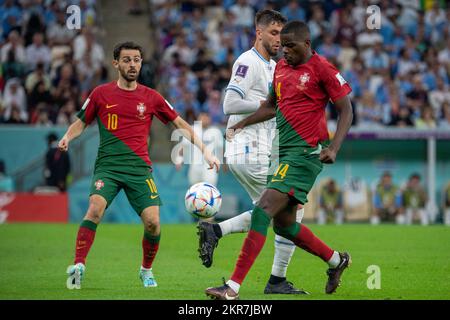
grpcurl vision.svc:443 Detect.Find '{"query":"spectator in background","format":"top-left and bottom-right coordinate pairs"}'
top-left (318, 179), bottom-right (344, 225)
top-left (1, 30), bottom-right (25, 64)
top-left (56, 99), bottom-right (77, 126)
top-left (2, 78), bottom-right (27, 123)
top-left (402, 173), bottom-right (428, 225)
top-left (46, 9), bottom-right (76, 46)
top-left (390, 106), bottom-right (414, 127)
top-left (362, 41), bottom-right (390, 75)
top-left (173, 90), bottom-right (201, 125)
top-left (406, 74), bottom-right (429, 120)
top-left (44, 132), bottom-right (70, 192)
top-left (163, 35), bottom-right (195, 66)
top-left (202, 90), bottom-right (226, 125)
top-left (308, 4), bottom-right (330, 46)
top-left (25, 32), bottom-right (51, 72)
top-left (51, 63), bottom-right (79, 107)
top-left (337, 38), bottom-right (357, 72)
top-left (0, 159), bottom-right (14, 192)
top-left (1, 0), bottom-right (23, 40)
top-left (356, 91), bottom-right (384, 128)
top-left (175, 112), bottom-right (222, 187)
top-left (429, 78), bottom-right (450, 117)
top-left (414, 106), bottom-right (437, 129)
top-left (280, 0), bottom-right (306, 22)
top-left (439, 102), bottom-right (450, 129)
top-left (34, 107), bottom-right (52, 127)
top-left (317, 34), bottom-right (341, 60)
top-left (2, 43), bottom-right (26, 81)
top-left (4, 105), bottom-right (26, 124)
top-left (371, 171), bottom-right (403, 225)
top-left (25, 62), bottom-right (51, 94)
top-left (229, 0), bottom-right (254, 29)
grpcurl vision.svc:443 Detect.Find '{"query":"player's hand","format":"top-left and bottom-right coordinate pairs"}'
top-left (225, 126), bottom-right (243, 141)
top-left (58, 137), bottom-right (69, 152)
top-left (205, 153), bottom-right (220, 172)
top-left (319, 147), bottom-right (337, 164)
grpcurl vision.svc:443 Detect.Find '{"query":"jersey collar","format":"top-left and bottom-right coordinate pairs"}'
top-left (251, 47), bottom-right (270, 65)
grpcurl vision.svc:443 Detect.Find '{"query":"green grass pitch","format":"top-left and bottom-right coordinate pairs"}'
top-left (0, 223), bottom-right (449, 300)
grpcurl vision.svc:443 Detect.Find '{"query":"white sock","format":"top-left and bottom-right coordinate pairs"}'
top-left (327, 251), bottom-right (341, 268)
top-left (226, 279), bottom-right (240, 293)
top-left (271, 235), bottom-right (295, 278)
top-left (218, 210), bottom-right (252, 236)
top-left (140, 266), bottom-right (151, 271)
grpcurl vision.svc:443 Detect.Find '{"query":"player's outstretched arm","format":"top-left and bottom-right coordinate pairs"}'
top-left (58, 119), bottom-right (86, 152)
top-left (223, 90), bottom-right (262, 115)
top-left (171, 116), bottom-right (220, 172)
top-left (319, 95), bottom-right (353, 164)
top-left (226, 93), bottom-right (276, 140)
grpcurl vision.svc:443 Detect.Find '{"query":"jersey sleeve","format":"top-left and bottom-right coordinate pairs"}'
top-left (76, 88), bottom-right (99, 125)
top-left (225, 56), bottom-right (257, 99)
top-left (152, 91), bottom-right (179, 124)
top-left (320, 61), bottom-right (352, 103)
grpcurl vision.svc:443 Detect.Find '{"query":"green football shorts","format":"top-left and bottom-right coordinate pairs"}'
top-left (266, 154), bottom-right (323, 205)
top-left (89, 169), bottom-right (162, 215)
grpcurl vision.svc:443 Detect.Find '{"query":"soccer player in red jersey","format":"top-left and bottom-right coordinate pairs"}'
top-left (60, 42), bottom-right (220, 289)
top-left (205, 21), bottom-right (353, 299)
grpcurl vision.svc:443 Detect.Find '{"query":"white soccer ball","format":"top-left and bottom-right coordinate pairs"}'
top-left (185, 182), bottom-right (222, 219)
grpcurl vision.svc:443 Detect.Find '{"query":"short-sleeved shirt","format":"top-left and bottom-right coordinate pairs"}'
top-left (77, 81), bottom-right (178, 175)
top-left (270, 51), bottom-right (352, 162)
top-left (225, 48), bottom-right (277, 158)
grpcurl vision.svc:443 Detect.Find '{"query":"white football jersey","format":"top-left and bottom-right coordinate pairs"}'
top-left (224, 47), bottom-right (277, 158)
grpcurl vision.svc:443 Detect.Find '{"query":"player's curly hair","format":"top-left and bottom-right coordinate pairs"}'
top-left (255, 9), bottom-right (287, 27)
top-left (113, 41), bottom-right (144, 60)
top-left (280, 21), bottom-right (311, 41)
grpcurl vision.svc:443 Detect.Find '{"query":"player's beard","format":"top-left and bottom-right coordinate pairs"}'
top-left (263, 41), bottom-right (278, 58)
top-left (119, 66), bottom-right (139, 82)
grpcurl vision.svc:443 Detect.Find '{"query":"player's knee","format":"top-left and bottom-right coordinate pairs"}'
top-left (143, 215), bottom-right (160, 233)
top-left (85, 199), bottom-right (106, 223)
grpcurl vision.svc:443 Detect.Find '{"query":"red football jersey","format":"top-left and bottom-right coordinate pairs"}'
top-left (77, 81), bottom-right (178, 173)
top-left (272, 51), bottom-right (352, 150)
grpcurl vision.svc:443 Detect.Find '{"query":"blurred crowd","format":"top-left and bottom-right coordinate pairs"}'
top-left (150, 0), bottom-right (450, 129)
top-left (0, 0), bottom-right (108, 125)
top-left (314, 173), bottom-right (450, 226)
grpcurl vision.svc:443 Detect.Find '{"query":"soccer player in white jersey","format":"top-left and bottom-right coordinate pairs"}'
top-left (197, 10), bottom-right (308, 294)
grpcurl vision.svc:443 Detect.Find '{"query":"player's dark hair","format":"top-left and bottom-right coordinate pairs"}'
top-left (281, 20), bottom-right (310, 41)
top-left (113, 41), bottom-right (143, 60)
top-left (255, 9), bottom-right (286, 27)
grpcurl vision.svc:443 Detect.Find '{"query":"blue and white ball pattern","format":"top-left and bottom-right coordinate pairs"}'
top-left (185, 182), bottom-right (222, 219)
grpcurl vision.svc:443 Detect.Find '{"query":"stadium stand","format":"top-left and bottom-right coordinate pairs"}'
top-left (150, 0), bottom-right (449, 129)
top-left (0, 0), bottom-right (106, 125)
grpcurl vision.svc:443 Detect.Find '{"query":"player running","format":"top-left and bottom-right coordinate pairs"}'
top-left (205, 21), bottom-right (353, 300)
top-left (60, 42), bottom-right (220, 289)
top-left (197, 9), bottom-right (307, 295)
